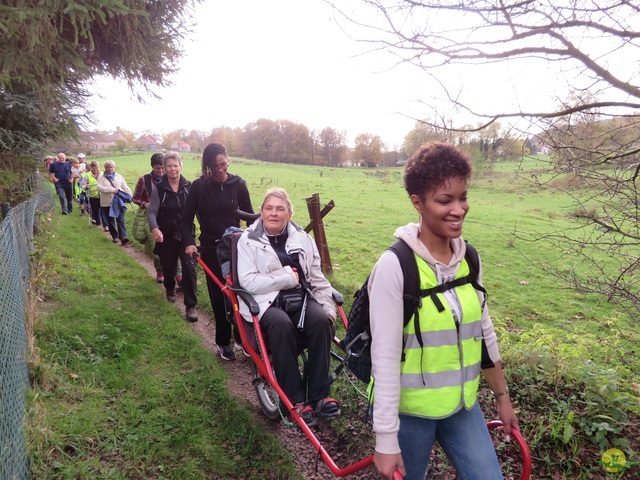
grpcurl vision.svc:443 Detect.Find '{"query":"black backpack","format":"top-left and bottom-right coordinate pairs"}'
top-left (341, 239), bottom-right (486, 384)
top-left (217, 226), bottom-right (245, 280)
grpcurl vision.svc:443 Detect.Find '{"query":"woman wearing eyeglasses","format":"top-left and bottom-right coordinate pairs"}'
top-left (181, 143), bottom-right (255, 361)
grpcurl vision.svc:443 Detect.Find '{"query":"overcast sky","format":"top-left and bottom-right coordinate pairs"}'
top-left (86, 0), bottom-right (565, 147)
top-left (87, 0), bottom-right (428, 147)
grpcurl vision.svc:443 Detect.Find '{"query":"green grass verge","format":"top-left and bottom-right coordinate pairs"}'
top-left (27, 212), bottom-right (299, 479)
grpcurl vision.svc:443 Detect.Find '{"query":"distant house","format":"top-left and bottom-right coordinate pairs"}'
top-left (135, 134), bottom-right (163, 151)
top-left (78, 131), bottom-right (127, 153)
top-left (170, 141), bottom-right (191, 152)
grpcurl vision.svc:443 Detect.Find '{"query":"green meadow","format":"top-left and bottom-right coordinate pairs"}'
top-left (28, 152), bottom-right (638, 478)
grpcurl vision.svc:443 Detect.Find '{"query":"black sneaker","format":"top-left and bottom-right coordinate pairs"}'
top-left (234, 342), bottom-right (250, 357)
top-left (120, 238), bottom-right (129, 246)
top-left (314, 398), bottom-right (341, 418)
top-left (217, 344), bottom-right (236, 361)
top-left (166, 289), bottom-right (177, 303)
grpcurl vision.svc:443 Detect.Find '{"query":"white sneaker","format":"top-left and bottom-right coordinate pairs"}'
top-left (234, 342), bottom-right (250, 357)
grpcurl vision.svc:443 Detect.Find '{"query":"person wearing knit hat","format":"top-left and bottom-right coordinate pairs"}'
top-left (182, 143), bottom-right (255, 361)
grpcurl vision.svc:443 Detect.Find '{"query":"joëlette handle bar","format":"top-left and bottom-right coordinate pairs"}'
top-left (486, 421), bottom-right (532, 480)
top-left (235, 209), bottom-right (260, 222)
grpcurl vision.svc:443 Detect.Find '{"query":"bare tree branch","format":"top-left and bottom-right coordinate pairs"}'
top-left (326, 0), bottom-right (640, 316)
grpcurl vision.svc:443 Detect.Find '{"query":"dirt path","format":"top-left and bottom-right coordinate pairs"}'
top-left (114, 237), bottom-right (379, 479)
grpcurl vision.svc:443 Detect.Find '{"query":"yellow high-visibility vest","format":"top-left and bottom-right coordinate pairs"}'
top-left (399, 254), bottom-right (483, 418)
top-left (86, 173), bottom-right (100, 198)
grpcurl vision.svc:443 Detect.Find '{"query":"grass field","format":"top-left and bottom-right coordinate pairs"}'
top-left (29, 152), bottom-right (639, 478)
top-left (27, 208), bottom-right (300, 479)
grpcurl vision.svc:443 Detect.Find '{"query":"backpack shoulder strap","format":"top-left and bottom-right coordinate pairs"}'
top-left (387, 239), bottom-right (420, 328)
top-left (143, 174), bottom-right (153, 201)
top-left (463, 242), bottom-right (487, 309)
top-left (387, 239), bottom-right (421, 361)
top-left (464, 242), bottom-right (479, 278)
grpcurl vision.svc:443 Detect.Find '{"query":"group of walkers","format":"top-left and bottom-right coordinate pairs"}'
top-left (127, 144), bottom-right (255, 345)
top-left (48, 141), bottom-right (519, 480)
top-left (48, 152), bottom-right (133, 244)
top-left (49, 144), bottom-right (255, 357)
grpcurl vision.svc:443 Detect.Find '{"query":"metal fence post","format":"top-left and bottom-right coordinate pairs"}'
top-left (1, 202), bottom-right (10, 221)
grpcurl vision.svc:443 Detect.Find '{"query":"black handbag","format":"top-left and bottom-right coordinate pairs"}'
top-left (277, 288), bottom-right (305, 313)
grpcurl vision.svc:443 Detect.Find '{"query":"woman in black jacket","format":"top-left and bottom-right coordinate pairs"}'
top-left (182, 143), bottom-right (254, 360)
top-left (148, 152), bottom-right (198, 322)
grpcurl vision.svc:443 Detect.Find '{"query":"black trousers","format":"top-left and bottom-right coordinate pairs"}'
top-left (259, 298), bottom-right (334, 406)
top-left (200, 246), bottom-right (236, 346)
top-left (155, 237), bottom-right (197, 309)
top-left (89, 197), bottom-right (101, 224)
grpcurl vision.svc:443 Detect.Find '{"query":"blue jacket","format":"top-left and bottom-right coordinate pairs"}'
top-left (109, 191), bottom-right (133, 218)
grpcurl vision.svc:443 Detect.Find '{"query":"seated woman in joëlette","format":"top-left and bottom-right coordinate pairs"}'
top-left (236, 188), bottom-right (340, 427)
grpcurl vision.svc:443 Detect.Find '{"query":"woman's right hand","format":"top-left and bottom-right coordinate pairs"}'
top-left (151, 228), bottom-right (163, 243)
top-left (185, 245), bottom-right (198, 257)
top-left (374, 452), bottom-right (405, 479)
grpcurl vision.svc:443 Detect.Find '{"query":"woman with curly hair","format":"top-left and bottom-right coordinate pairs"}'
top-left (369, 142), bottom-right (519, 480)
top-left (181, 143), bottom-right (254, 361)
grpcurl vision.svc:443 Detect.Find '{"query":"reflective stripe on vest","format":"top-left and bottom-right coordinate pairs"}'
top-left (399, 254), bottom-right (483, 418)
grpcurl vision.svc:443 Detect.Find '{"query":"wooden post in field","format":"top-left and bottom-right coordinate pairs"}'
top-left (305, 193), bottom-right (333, 275)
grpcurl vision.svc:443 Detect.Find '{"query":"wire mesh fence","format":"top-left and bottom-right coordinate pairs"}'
top-left (0, 180), bottom-right (54, 480)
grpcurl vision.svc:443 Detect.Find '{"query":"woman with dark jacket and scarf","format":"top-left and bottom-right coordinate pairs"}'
top-left (182, 143), bottom-right (254, 361)
top-left (148, 152), bottom-right (198, 322)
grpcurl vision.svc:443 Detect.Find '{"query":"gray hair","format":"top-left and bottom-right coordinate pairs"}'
top-left (164, 151), bottom-right (182, 167)
top-left (104, 160), bottom-right (115, 168)
top-left (261, 188), bottom-right (294, 216)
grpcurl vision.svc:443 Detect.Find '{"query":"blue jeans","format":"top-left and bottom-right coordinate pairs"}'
top-left (101, 206), bottom-right (127, 240)
top-left (398, 402), bottom-right (503, 480)
top-left (55, 182), bottom-right (73, 213)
